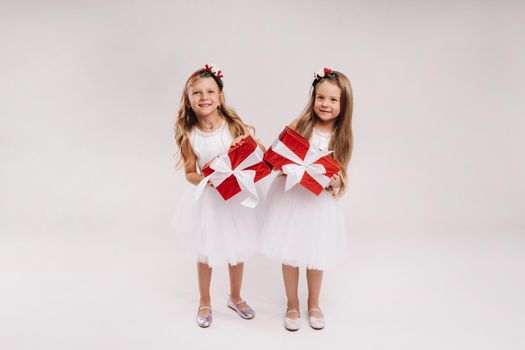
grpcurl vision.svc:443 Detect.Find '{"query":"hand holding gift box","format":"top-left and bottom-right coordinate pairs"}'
top-left (263, 127), bottom-right (341, 196)
top-left (194, 135), bottom-right (271, 208)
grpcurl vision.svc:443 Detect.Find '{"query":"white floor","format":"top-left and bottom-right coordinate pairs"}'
top-left (2, 227), bottom-right (523, 350)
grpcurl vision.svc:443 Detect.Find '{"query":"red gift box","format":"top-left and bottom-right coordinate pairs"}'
top-left (264, 127), bottom-right (340, 195)
top-left (198, 135), bottom-right (271, 205)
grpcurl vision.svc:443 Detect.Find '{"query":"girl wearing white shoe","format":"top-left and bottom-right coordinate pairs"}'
top-left (260, 68), bottom-right (353, 331)
top-left (174, 64), bottom-right (262, 327)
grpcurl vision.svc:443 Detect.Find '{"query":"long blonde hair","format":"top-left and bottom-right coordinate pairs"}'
top-left (295, 71), bottom-right (353, 198)
top-left (174, 70), bottom-right (250, 166)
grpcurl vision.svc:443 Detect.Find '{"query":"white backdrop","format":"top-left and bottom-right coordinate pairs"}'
top-left (1, 1), bottom-right (524, 349)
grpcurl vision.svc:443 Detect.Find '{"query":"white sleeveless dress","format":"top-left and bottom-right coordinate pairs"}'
top-left (259, 128), bottom-right (348, 270)
top-left (173, 120), bottom-right (260, 267)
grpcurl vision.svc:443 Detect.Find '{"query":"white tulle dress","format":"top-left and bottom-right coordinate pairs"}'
top-left (173, 120), bottom-right (260, 268)
top-left (259, 128), bottom-right (348, 270)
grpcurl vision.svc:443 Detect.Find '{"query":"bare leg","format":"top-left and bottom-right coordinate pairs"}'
top-left (197, 262), bottom-right (212, 317)
top-left (228, 263), bottom-right (249, 308)
top-left (306, 268), bottom-right (323, 317)
top-left (282, 264), bottom-right (300, 319)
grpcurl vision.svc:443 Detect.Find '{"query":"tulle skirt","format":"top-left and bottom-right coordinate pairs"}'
top-left (173, 183), bottom-right (263, 268)
top-left (259, 175), bottom-right (348, 270)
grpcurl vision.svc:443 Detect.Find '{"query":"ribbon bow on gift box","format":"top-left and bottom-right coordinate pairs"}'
top-left (271, 139), bottom-right (333, 192)
top-left (194, 142), bottom-right (266, 208)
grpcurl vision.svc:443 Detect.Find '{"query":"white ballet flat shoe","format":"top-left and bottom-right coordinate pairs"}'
top-left (308, 308), bottom-right (325, 330)
top-left (284, 309), bottom-right (301, 331)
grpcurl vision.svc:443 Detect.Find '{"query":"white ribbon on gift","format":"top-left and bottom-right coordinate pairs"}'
top-left (270, 138), bottom-right (333, 192)
top-left (194, 147), bottom-right (264, 208)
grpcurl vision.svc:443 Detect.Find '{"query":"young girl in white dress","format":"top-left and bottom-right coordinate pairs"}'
top-left (174, 64), bottom-right (264, 328)
top-left (259, 68), bottom-right (353, 331)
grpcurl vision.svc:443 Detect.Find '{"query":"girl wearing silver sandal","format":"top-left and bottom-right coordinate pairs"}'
top-left (174, 64), bottom-right (264, 328)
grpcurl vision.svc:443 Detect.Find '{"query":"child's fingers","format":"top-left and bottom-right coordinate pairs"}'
top-left (231, 134), bottom-right (254, 148)
top-left (232, 135), bottom-right (248, 145)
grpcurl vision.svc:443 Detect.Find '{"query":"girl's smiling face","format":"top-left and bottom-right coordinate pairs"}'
top-left (187, 77), bottom-right (222, 118)
top-left (313, 80), bottom-right (341, 123)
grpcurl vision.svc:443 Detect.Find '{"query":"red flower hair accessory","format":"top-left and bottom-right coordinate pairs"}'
top-left (203, 63), bottom-right (223, 80)
top-left (313, 67), bottom-right (336, 86)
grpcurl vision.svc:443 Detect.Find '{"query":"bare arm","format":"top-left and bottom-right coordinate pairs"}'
top-left (235, 124), bottom-right (251, 143)
top-left (287, 118), bottom-right (300, 131)
top-left (257, 140), bottom-right (267, 153)
top-left (181, 138), bottom-right (205, 186)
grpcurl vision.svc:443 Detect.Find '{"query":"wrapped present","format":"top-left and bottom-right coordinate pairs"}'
top-left (195, 135), bottom-right (271, 207)
top-left (264, 127), bottom-right (340, 195)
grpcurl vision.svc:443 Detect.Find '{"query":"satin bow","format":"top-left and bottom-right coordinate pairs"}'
top-left (271, 139), bottom-right (333, 191)
top-left (194, 147), bottom-right (263, 208)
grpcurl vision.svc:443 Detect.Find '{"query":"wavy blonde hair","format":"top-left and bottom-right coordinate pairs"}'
top-left (174, 70), bottom-right (250, 166)
top-left (295, 71), bottom-right (354, 198)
